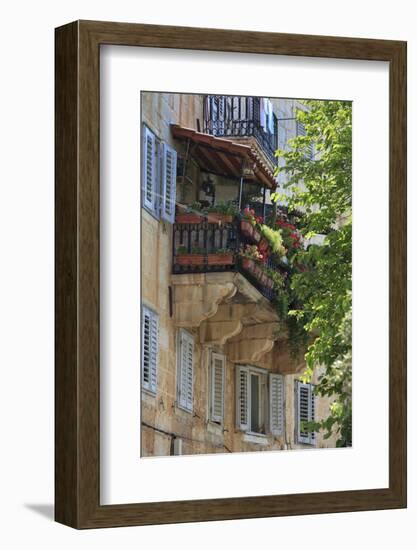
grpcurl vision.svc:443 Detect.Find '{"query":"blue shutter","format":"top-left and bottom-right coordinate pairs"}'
top-left (142, 126), bottom-right (157, 213)
top-left (161, 143), bottom-right (177, 223)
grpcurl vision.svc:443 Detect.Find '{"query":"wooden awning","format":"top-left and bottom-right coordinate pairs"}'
top-left (171, 124), bottom-right (277, 189)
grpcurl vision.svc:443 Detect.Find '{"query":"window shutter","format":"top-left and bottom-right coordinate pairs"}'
top-left (178, 330), bottom-right (194, 412)
top-left (269, 373), bottom-right (284, 436)
top-left (310, 385), bottom-right (316, 443)
top-left (297, 382), bottom-right (316, 445)
top-left (296, 120), bottom-right (306, 137)
top-left (161, 143), bottom-right (177, 223)
top-left (142, 306), bottom-right (158, 393)
top-left (236, 366), bottom-right (249, 431)
top-left (210, 353), bottom-right (225, 423)
top-left (142, 126), bottom-right (157, 213)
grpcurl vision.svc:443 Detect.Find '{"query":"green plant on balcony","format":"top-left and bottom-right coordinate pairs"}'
top-left (206, 201), bottom-right (238, 223)
top-left (259, 224), bottom-right (286, 257)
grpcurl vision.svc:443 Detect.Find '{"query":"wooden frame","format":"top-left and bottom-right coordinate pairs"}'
top-left (55, 20), bottom-right (407, 528)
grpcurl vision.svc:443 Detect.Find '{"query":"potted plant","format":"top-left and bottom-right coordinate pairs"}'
top-left (240, 207), bottom-right (256, 239)
top-left (206, 201), bottom-right (238, 224)
top-left (175, 245), bottom-right (205, 266)
top-left (175, 202), bottom-right (204, 224)
top-left (207, 248), bottom-right (235, 266)
top-left (239, 244), bottom-right (260, 273)
top-left (259, 224), bottom-right (286, 257)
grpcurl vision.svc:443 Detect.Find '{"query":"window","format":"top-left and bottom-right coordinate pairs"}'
top-left (296, 381), bottom-right (316, 445)
top-left (209, 352), bottom-right (225, 423)
top-left (141, 124), bottom-right (177, 221)
top-left (141, 305), bottom-right (159, 394)
top-left (236, 366), bottom-right (284, 436)
top-left (177, 329), bottom-right (194, 412)
top-left (296, 119), bottom-right (314, 160)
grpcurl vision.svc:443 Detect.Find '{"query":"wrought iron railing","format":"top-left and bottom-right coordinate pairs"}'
top-left (203, 95), bottom-right (278, 164)
top-left (172, 215), bottom-right (282, 301)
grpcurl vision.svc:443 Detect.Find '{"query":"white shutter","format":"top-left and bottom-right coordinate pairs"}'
top-left (177, 330), bottom-right (194, 412)
top-left (161, 143), bottom-right (177, 223)
top-left (310, 385), bottom-right (316, 443)
top-left (236, 366), bottom-right (249, 431)
top-left (210, 353), bottom-right (225, 423)
top-left (297, 382), bottom-right (315, 444)
top-left (269, 373), bottom-right (284, 436)
top-left (142, 306), bottom-right (158, 393)
top-left (142, 126), bottom-right (157, 213)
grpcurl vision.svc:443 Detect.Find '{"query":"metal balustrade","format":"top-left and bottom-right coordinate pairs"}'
top-left (172, 216), bottom-right (281, 301)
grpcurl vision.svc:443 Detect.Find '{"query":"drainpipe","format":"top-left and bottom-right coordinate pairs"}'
top-left (262, 185), bottom-right (266, 220)
top-left (238, 175), bottom-right (244, 210)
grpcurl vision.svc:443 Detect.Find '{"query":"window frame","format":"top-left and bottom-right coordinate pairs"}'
top-left (236, 365), bottom-right (275, 436)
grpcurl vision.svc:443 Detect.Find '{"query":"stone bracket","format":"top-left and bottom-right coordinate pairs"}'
top-left (199, 303), bottom-right (258, 346)
top-left (226, 322), bottom-right (280, 363)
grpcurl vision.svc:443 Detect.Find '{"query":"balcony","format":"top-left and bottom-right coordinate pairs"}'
top-left (172, 214), bottom-right (287, 302)
top-left (203, 96), bottom-right (278, 165)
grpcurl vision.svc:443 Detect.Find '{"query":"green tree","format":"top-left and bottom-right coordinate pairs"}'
top-left (272, 100), bottom-right (352, 447)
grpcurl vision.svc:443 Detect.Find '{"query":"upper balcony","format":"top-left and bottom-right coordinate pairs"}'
top-left (203, 96), bottom-right (278, 166)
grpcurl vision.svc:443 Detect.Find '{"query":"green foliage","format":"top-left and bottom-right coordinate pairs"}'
top-left (272, 99), bottom-right (352, 446)
top-left (260, 224), bottom-right (286, 256)
top-left (176, 245), bottom-right (188, 255)
top-left (206, 200), bottom-right (238, 216)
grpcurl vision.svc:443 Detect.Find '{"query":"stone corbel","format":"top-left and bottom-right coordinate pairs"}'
top-left (171, 274), bottom-right (237, 328)
top-left (254, 339), bottom-right (306, 374)
top-left (226, 322), bottom-right (280, 363)
top-left (199, 303), bottom-right (258, 346)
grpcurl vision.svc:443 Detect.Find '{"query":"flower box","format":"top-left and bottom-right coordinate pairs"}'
top-left (207, 213), bottom-right (233, 224)
top-left (175, 213), bottom-right (204, 224)
top-left (207, 253), bottom-right (235, 266)
top-left (175, 254), bottom-right (205, 266)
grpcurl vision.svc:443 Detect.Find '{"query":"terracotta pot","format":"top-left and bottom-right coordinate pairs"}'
top-left (175, 213), bottom-right (204, 224)
top-left (254, 265), bottom-right (263, 280)
top-left (207, 213), bottom-right (233, 224)
top-left (207, 254), bottom-right (234, 266)
top-left (258, 237), bottom-right (270, 253)
top-left (252, 228), bottom-right (261, 243)
top-left (240, 220), bottom-right (254, 238)
top-left (175, 254), bottom-right (205, 266)
top-left (241, 257), bottom-right (255, 271)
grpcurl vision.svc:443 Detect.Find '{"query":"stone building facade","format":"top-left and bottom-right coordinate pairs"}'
top-left (140, 92), bottom-right (337, 457)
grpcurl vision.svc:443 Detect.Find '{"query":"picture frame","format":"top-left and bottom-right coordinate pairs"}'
top-left (55, 20), bottom-right (407, 528)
